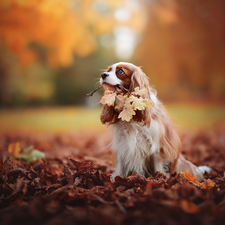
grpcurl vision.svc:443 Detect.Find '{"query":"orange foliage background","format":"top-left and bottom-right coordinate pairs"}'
top-left (136, 0), bottom-right (225, 100)
top-left (0, 0), bottom-right (116, 66)
top-left (0, 0), bottom-right (225, 105)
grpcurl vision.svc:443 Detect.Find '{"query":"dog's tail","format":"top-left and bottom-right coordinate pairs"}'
top-left (175, 154), bottom-right (211, 181)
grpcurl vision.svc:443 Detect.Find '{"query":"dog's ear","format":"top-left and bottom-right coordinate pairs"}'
top-left (129, 67), bottom-right (152, 127)
top-left (129, 67), bottom-right (149, 92)
top-left (100, 105), bottom-right (119, 125)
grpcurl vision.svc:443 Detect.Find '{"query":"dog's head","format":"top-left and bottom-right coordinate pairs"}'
top-left (100, 62), bottom-right (152, 126)
top-left (100, 62), bottom-right (149, 93)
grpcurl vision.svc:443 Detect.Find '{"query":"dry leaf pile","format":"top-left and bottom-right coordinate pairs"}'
top-left (0, 126), bottom-right (225, 225)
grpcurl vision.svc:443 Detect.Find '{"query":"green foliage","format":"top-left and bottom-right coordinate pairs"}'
top-left (19, 149), bottom-right (45, 163)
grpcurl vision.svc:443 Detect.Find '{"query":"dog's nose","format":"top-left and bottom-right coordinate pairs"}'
top-left (101, 73), bottom-right (109, 79)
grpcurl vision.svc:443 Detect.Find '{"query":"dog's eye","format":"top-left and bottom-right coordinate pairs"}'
top-left (117, 69), bottom-right (124, 76)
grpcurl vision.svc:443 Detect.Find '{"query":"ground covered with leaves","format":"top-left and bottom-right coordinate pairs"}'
top-left (0, 126), bottom-right (225, 225)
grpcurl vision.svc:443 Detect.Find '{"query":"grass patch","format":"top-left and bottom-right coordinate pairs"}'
top-left (0, 104), bottom-right (224, 133)
top-left (0, 107), bottom-right (102, 133)
top-left (166, 103), bottom-right (225, 129)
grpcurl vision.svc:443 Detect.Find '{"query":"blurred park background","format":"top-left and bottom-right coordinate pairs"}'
top-left (0, 0), bottom-right (225, 132)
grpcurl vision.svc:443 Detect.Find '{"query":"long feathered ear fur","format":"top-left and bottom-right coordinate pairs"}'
top-left (100, 105), bottom-right (119, 125)
top-left (129, 67), bottom-right (152, 127)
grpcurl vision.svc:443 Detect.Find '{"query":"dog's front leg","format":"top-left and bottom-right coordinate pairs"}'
top-left (111, 159), bottom-right (123, 181)
top-left (153, 153), bottom-right (170, 178)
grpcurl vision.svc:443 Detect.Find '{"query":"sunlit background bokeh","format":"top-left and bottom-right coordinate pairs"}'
top-left (0, 0), bottom-right (225, 132)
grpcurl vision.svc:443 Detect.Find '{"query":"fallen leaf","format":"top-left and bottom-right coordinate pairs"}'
top-left (5, 177), bottom-right (25, 199)
top-left (180, 170), bottom-right (199, 185)
top-left (181, 170), bottom-right (216, 189)
top-left (180, 199), bottom-right (199, 214)
top-left (23, 146), bottom-right (34, 153)
top-left (8, 142), bottom-right (21, 157)
top-left (19, 150), bottom-right (45, 162)
top-left (69, 158), bottom-right (94, 172)
top-left (199, 179), bottom-right (216, 189)
top-left (63, 164), bottom-right (73, 185)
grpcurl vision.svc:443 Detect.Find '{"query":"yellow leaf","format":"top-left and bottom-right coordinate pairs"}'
top-left (100, 89), bottom-right (117, 106)
top-left (100, 88), bottom-right (153, 122)
top-left (132, 87), bottom-right (148, 96)
top-left (128, 95), bottom-right (147, 111)
top-left (199, 179), bottom-right (216, 189)
top-left (143, 99), bottom-right (154, 108)
top-left (115, 94), bottom-right (127, 111)
top-left (180, 170), bottom-right (199, 185)
top-left (181, 170), bottom-right (216, 189)
top-left (8, 142), bottom-right (21, 157)
top-left (118, 101), bottom-right (136, 122)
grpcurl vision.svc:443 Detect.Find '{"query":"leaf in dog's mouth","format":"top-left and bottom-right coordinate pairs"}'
top-left (100, 87), bottom-right (154, 122)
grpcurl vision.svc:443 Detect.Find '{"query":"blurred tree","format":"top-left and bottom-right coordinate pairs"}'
top-left (0, 0), bottom-right (116, 105)
top-left (0, 0), bottom-right (147, 106)
top-left (136, 0), bottom-right (225, 100)
top-left (0, 0), bottom-right (118, 66)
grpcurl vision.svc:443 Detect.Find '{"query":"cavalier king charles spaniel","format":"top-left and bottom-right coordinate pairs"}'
top-left (100, 62), bottom-right (210, 181)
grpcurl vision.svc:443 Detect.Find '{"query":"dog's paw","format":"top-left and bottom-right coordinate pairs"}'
top-left (110, 174), bottom-right (116, 182)
top-left (198, 165), bottom-right (211, 174)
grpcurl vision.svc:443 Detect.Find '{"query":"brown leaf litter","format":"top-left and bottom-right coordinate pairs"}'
top-left (0, 126), bottom-right (225, 225)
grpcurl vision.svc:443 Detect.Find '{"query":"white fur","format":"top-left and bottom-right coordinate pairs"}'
top-left (111, 120), bottom-right (161, 180)
top-left (198, 165), bottom-right (212, 174)
top-left (100, 62), bottom-right (135, 86)
top-left (175, 158), bottom-right (205, 181)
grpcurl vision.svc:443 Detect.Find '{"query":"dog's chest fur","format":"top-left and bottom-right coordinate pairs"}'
top-left (111, 120), bottom-right (161, 177)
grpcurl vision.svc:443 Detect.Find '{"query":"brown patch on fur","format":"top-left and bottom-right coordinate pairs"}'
top-left (150, 104), bottom-right (202, 179)
top-left (160, 146), bottom-right (165, 157)
top-left (132, 110), bottom-right (144, 123)
top-left (107, 67), bottom-right (112, 72)
top-left (128, 67), bottom-right (152, 127)
top-left (154, 104), bottom-right (181, 174)
top-left (100, 105), bottom-right (119, 125)
top-left (170, 156), bottom-right (179, 174)
top-left (115, 65), bottom-right (133, 89)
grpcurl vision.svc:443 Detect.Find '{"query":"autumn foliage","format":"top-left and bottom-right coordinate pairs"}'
top-left (137, 0), bottom-right (225, 100)
top-left (0, 0), bottom-right (147, 67)
top-left (180, 170), bottom-right (215, 189)
top-left (0, 0), bottom-right (120, 66)
top-left (100, 87), bottom-right (153, 122)
top-left (0, 126), bottom-right (225, 224)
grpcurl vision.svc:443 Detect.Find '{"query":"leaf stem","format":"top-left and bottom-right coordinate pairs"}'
top-left (117, 85), bottom-right (130, 94)
top-left (86, 86), bottom-right (103, 97)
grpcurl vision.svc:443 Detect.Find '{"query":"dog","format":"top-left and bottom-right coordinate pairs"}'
top-left (100, 62), bottom-right (210, 181)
